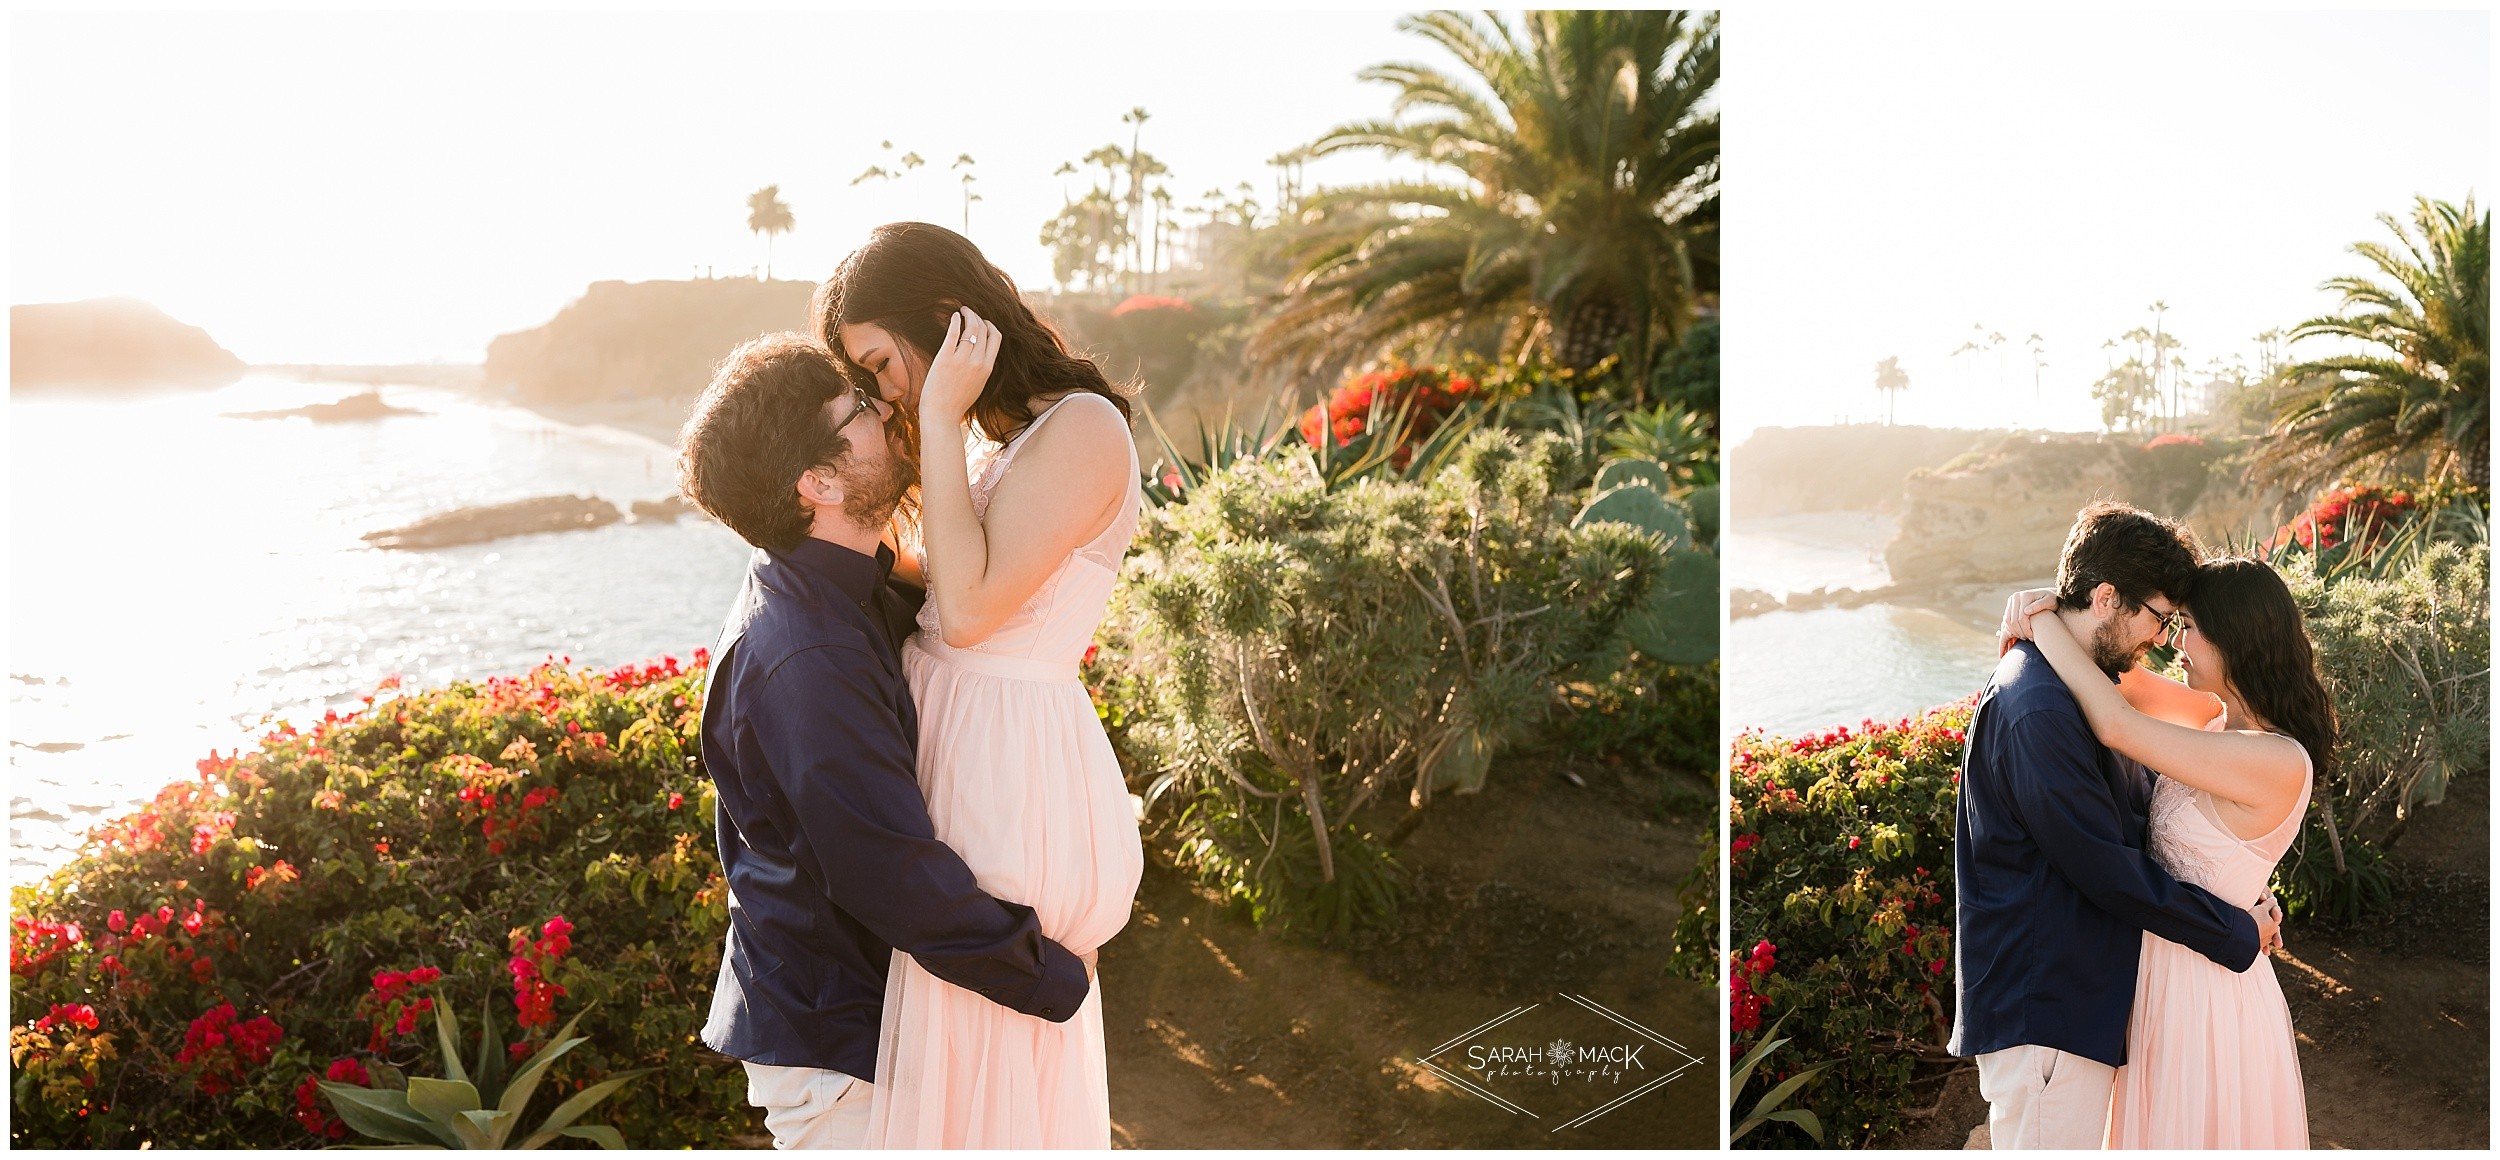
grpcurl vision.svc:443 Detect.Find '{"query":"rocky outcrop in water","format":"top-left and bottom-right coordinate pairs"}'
top-left (10, 298), bottom-right (246, 391)
top-left (363, 496), bottom-right (622, 550)
top-left (227, 390), bottom-right (419, 423)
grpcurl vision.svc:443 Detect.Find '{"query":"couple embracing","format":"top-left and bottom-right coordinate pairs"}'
top-left (676, 223), bottom-right (1144, 1148)
top-left (1953, 501), bottom-right (2330, 1149)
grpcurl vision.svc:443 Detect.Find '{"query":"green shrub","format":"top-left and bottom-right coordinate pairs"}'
top-left (9, 657), bottom-right (748, 1147)
top-left (1648, 314), bottom-right (1719, 418)
top-left (1723, 705), bottom-right (1970, 1149)
top-left (2276, 541), bottom-right (2490, 919)
top-left (1106, 429), bottom-right (1661, 931)
top-left (1556, 655), bottom-right (1718, 773)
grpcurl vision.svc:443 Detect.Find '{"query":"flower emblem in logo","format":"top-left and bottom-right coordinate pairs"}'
top-left (1547, 1038), bottom-right (1576, 1070)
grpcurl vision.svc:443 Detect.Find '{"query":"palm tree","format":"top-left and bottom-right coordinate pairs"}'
top-left (952, 154), bottom-right (980, 235)
top-left (1251, 10), bottom-right (1719, 395)
top-left (746, 186), bottom-right (795, 280)
top-left (1874, 356), bottom-right (1909, 425)
top-left (2259, 195), bottom-right (2489, 492)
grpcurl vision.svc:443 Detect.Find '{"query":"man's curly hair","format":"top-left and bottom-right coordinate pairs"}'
top-left (675, 333), bottom-right (850, 551)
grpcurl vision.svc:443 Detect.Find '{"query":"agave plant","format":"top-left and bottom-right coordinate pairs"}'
top-left (1729, 1013), bottom-right (1834, 1144)
top-left (318, 1001), bottom-right (647, 1149)
top-left (1139, 386), bottom-right (1490, 504)
top-left (1605, 402), bottom-right (1719, 490)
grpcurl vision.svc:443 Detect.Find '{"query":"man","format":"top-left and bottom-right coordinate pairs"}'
top-left (1947, 501), bottom-right (2281, 1149)
top-left (677, 334), bottom-right (1090, 1148)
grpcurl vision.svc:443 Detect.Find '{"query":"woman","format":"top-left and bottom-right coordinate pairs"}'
top-left (2004, 556), bottom-right (2329, 1148)
top-left (815, 222), bottom-right (1144, 1148)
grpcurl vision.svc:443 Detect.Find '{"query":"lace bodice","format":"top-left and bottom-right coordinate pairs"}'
top-left (913, 393), bottom-right (1139, 669)
top-left (2144, 717), bottom-right (2314, 907)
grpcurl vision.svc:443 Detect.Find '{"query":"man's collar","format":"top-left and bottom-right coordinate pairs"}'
top-left (772, 536), bottom-right (895, 608)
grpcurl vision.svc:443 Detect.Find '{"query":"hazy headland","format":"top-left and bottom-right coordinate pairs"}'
top-left (11, 298), bottom-right (248, 392)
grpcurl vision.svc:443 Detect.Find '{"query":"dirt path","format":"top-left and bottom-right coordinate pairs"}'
top-left (1896, 777), bottom-right (2489, 1150)
top-left (1101, 755), bottom-right (1718, 1148)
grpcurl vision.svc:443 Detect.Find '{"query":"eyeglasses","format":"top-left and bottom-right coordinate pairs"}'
top-left (2146, 606), bottom-right (2188, 645)
top-left (828, 383), bottom-right (888, 433)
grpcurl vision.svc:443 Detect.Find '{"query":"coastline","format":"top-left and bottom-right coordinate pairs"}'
top-left (1731, 578), bottom-right (2050, 635)
top-left (506, 394), bottom-right (692, 448)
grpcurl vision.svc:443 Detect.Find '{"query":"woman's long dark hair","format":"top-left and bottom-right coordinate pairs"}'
top-left (2189, 556), bottom-right (2338, 784)
top-left (813, 222), bottom-right (1132, 447)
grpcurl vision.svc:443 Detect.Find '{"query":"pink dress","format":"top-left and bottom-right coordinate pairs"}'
top-left (2105, 722), bottom-right (2313, 1149)
top-left (864, 394), bottom-right (1145, 1149)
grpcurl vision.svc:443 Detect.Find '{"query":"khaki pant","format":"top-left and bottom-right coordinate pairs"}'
top-left (744, 1062), bottom-right (873, 1149)
top-left (1976, 1044), bottom-right (2116, 1149)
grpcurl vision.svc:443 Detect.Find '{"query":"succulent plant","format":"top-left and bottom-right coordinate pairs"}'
top-left (318, 1002), bottom-right (646, 1150)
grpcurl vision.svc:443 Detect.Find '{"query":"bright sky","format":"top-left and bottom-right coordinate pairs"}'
top-left (11, 9), bottom-right (1440, 364)
top-left (1722, 8), bottom-right (2489, 443)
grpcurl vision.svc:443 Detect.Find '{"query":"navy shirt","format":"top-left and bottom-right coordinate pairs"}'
top-left (697, 537), bottom-right (1088, 1078)
top-left (1947, 642), bottom-right (2259, 1068)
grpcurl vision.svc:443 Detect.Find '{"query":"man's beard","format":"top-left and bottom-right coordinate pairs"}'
top-left (839, 453), bottom-right (917, 527)
top-left (2086, 617), bottom-right (2145, 679)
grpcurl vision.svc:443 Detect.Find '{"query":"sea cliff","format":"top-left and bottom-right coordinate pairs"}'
top-left (481, 278), bottom-right (818, 441)
top-left (10, 298), bottom-right (246, 390)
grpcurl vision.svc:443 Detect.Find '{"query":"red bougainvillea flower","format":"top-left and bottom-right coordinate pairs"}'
top-left (2265, 483), bottom-right (2417, 555)
top-left (1295, 361), bottom-right (1478, 466)
top-left (177, 1002), bottom-right (284, 1095)
top-left (668, 792), bottom-right (685, 811)
top-left (295, 1056), bottom-right (372, 1138)
top-left (508, 915), bottom-right (575, 1030)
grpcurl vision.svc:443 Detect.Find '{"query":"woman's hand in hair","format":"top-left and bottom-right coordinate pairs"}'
top-left (917, 308), bottom-right (1002, 429)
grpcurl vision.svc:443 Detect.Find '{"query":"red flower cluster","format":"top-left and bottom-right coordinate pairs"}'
top-left (508, 915), bottom-right (574, 1030)
top-left (1296, 362), bottom-right (1478, 465)
top-left (1729, 940), bottom-right (1777, 1034)
top-left (11, 915), bottom-right (84, 973)
top-left (244, 859), bottom-right (299, 891)
top-left (445, 753), bottom-right (561, 856)
top-left (2142, 433), bottom-right (2205, 450)
top-left (34, 1003), bottom-right (100, 1033)
top-left (2266, 483), bottom-right (2417, 555)
top-left (294, 1056), bottom-right (370, 1138)
top-left (175, 1002), bottom-right (284, 1095)
top-left (356, 965), bottom-right (443, 1051)
top-left (604, 653), bottom-right (693, 691)
top-left (1110, 294), bottom-right (1192, 317)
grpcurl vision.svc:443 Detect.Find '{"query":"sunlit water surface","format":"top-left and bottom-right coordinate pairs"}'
top-left (1724, 513), bottom-right (1999, 738)
top-left (10, 379), bottom-right (750, 882)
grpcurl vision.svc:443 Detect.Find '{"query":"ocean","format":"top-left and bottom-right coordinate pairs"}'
top-left (9, 378), bottom-right (752, 882)
top-left (1724, 512), bottom-right (2001, 739)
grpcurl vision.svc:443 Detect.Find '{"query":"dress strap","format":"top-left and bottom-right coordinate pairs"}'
top-left (996, 393), bottom-right (1087, 462)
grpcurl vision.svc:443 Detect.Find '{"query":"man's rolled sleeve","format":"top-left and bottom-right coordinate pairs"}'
top-left (746, 644), bottom-right (1089, 1020)
top-left (2003, 709), bottom-right (2260, 972)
